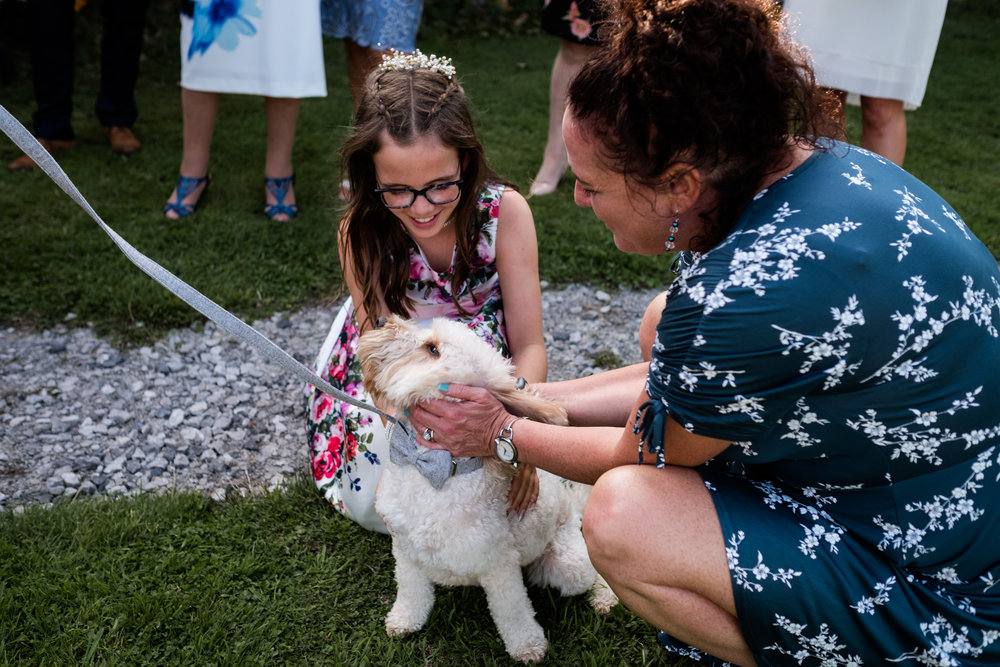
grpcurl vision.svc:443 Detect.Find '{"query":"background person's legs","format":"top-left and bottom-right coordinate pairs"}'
top-left (163, 88), bottom-right (219, 219)
top-left (96, 0), bottom-right (148, 129)
top-left (531, 39), bottom-right (597, 196)
top-left (345, 39), bottom-right (383, 111)
top-left (859, 96), bottom-right (907, 166)
top-left (263, 96), bottom-right (301, 221)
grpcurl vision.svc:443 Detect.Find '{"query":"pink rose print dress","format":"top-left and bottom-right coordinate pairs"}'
top-left (304, 184), bottom-right (510, 533)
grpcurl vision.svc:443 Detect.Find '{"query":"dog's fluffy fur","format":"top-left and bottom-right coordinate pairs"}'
top-left (358, 316), bottom-right (617, 663)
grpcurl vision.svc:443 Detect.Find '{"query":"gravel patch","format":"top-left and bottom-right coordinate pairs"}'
top-left (0, 284), bottom-right (661, 510)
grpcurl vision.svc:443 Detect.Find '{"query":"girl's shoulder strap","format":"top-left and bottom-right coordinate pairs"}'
top-left (476, 181), bottom-right (505, 212)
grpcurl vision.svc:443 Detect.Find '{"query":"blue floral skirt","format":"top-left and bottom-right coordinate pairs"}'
top-left (320, 0), bottom-right (422, 51)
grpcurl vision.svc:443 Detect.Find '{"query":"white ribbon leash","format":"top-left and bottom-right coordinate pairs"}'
top-left (0, 104), bottom-right (400, 427)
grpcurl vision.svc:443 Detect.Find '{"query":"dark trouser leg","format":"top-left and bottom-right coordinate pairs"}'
top-left (95, 0), bottom-right (149, 128)
top-left (28, 0), bottom-right (75, 140)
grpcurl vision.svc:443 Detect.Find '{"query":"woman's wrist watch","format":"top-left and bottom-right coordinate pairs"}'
top-left (494, 416), bottom-right (526, 464)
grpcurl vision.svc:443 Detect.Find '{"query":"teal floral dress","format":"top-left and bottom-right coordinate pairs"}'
top-left (305, 184), bottom-right (509, 533)
top-left (641, 142), bottom-right (1000, 665)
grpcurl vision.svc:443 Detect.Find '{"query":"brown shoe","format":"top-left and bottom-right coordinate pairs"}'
top-left (104, 125), bottom-right (141, 156)
top-left (6, 137), bottom-right (77, 171)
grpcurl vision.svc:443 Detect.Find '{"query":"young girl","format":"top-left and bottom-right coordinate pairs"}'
top-left (305, 51), bottom-right (547, 533)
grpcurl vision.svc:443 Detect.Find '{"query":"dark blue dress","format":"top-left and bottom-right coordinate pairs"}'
top-left (642, 142), bottom-right (1000, 665)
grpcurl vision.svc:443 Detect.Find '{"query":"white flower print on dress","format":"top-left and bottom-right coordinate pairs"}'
top-left (766, 614), bottom-right (864, 665)
top-left (890, 186), bottom-right (950, 261)
top-left (846, 388), bottom-right (998, 466)
top-left (888, 614), bottom-right (1000, 665)
top-left (727, 530), bottom-right (802, 592)
top-left (779, 397), bottom-right (831, 448)
top-left (842, 162), bottom-right (872, 190)
top-left (864, 274), bottom-right (1000, 385)
top-left (755, 480), bottom-right (845, 559)
top-left (678, 361), bottom-right (743, 392)
top-left (772, 295), bottom-right (865, 390)
top-left (941, 206), bottom-right (972, 241)
top-left (851, 576), bottom-right (896, 615)
top-left (680, 206), bottom-right (862, 317)
top-left (873, 447), bottom-right (995, 560)
top-left (718, 394), bottom-right (766, 423)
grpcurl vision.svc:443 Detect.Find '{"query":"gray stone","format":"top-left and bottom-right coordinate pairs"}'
top-left (0, 286), bottom-right (659, 510)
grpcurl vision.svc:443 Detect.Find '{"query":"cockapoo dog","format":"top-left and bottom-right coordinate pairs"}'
top-left (358, 316), bottom-right (617, 663)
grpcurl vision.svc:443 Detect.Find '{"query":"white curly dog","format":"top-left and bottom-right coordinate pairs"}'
top-left (358, 316), bottom-right (618, 663)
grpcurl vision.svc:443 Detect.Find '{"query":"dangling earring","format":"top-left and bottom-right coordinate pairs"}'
top-left (665, 212), bottom-right (680, 252)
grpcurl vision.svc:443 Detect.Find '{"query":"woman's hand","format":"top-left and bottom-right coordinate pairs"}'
top-left (408, 383), bottom-right (510, 459)
top-left (507, 463), bottom-right (539, 519)
top-left (410, 384), bottom-right (539, 517)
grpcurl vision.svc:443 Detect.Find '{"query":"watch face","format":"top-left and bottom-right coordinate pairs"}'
top-left (495, 437), bottom-right (516, 463)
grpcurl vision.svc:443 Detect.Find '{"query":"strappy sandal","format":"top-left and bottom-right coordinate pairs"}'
top-left (265, 175), bottom-right (298, 221)
top-left (164, 174), bottom-right (210, 219)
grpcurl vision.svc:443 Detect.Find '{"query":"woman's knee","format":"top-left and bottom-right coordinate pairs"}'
top-left (860, 96), bottom-right (904, 129)
top-left (582, 467), bottom-right (643, 566)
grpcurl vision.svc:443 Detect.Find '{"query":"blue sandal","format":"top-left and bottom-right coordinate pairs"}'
top-left (265, 175), bottom-right (298, 220)
top-left (163, 174), bottom-right (210, 218)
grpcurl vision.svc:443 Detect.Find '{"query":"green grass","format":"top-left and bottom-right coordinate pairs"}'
top-left (3, 0), bottom-right (993, 344)
top-left (0, 476), bottom-right (673, 666)
top-left (1, 1), bottom-right (998, 664)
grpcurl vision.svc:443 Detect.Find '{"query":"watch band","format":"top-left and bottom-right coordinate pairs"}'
top-left (494, 416), bottom-right (526, 464)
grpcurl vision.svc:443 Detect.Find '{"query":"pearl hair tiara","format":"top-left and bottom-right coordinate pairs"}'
top-left (377, 49), bottom-right (456, 79)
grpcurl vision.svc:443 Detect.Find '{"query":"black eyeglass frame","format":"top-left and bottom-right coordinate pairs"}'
top-left (373, 178), bottom-right (465, 209)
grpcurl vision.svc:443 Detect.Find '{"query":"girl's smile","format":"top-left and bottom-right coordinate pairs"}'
top-left (373, 132), bottom-right (463, 243)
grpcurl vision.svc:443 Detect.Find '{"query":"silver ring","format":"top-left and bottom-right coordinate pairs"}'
top-left (422, 427), bottom-right (434, 442)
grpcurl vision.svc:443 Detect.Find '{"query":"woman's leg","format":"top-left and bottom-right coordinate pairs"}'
top-left (164, 88), bottom-right (218, 218)
top-left (859, 96), bottom-right (906, 166)
top-left (264, 96), bottom-right (301, 221)
top-left (530, 39), bottom-right (597, 196)
top-left (345, 39), bottom-right (383, 111)
top-left (583, 465), bottom-right (757, 667)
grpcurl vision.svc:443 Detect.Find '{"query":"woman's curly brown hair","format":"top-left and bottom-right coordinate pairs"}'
top-left (568, 0), bottom-right (840, 252)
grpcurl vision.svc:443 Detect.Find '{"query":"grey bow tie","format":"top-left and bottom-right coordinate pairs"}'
top-left (388, 422), bottom-right (483, 489)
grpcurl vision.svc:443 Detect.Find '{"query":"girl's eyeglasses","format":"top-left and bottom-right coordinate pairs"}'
top-left (373, 179), bottom-right (464, 209)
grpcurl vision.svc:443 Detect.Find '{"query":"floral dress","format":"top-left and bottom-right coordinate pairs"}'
top-left (305, 184), bottom-right (509, 534)
top-left (320, 0), bottom-right (422, 52)
top-left (640, 142), bottom-right (1000, 665)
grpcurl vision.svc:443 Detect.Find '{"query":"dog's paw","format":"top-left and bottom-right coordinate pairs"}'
top-left (509, 636), bottom-right (547, 664)
top-left (588, 579), bottom-right (619, 616)
top-left (385, 607), bottom-right (426, 636)
top-left (385, 617), bottom-right (422, 637)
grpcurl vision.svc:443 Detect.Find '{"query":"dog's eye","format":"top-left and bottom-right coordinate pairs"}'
top-left (424, 342), bottom-right (440, 357)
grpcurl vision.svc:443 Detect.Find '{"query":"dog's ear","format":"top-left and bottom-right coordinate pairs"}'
top-left (492, 387), bottom-right (569, 426)
top-left (357, 322), bottom-right (398, 406)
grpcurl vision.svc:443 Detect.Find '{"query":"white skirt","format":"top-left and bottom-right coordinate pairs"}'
top-left (180, 0), bottom-right (327, 98)
top-left (783, 0), bottom-right (947, 109)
